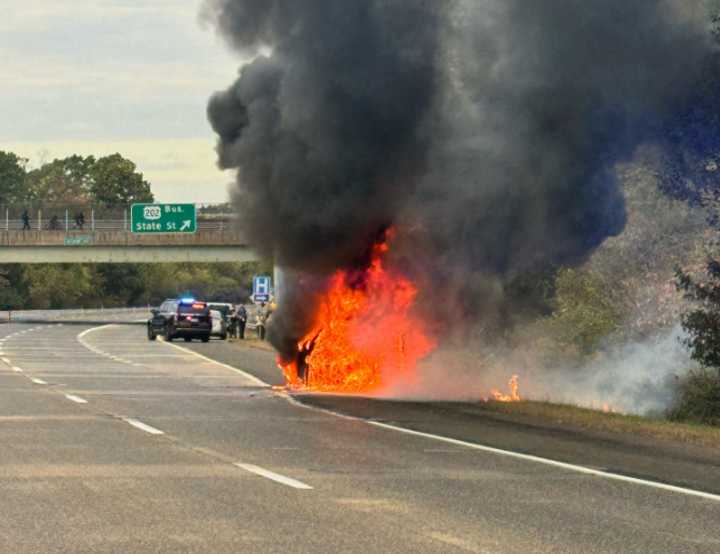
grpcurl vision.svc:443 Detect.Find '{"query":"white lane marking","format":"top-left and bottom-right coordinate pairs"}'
top-left (77, 325), bottom-right (126, 361)
top-left (31, 378), bottom-right (48, 385)
top-left (367, 420), bottom-right (720, 504)
top-left (123, 418), bottom-right (165, 435)
top-left (281, 393), bottom-right (720, 503)
top-left (234, 463), bottom-right (313, 490)
top-left (12, 367), bottom-right (23, 373)
top-left (159, 339), bottom-right (269, 387)
top-left (1, 357), bottom-right (10, 365)
top-left (65, 394), bottom-right (88, 404)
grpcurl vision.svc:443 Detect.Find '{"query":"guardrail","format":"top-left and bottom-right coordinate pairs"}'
top-left (1, 307), bottom-right (151, 325)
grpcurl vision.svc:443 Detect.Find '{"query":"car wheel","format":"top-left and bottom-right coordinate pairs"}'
top-left (201, 335), bottom-right (210, 343)
top-left (148, 328), bottom-right (157, 341)
top-left (220, 333), bottom-right (227, 341)
top-left (184, 337), bottom-right (192, 342)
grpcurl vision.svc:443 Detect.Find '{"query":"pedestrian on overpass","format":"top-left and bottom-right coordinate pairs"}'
top-left (75, 211), bottom-right (85, 230)
top-left (21, 210), bottom-right (30, 231)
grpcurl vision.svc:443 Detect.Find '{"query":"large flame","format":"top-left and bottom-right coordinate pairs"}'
top-left (281, 233), bottom-right (435, 393)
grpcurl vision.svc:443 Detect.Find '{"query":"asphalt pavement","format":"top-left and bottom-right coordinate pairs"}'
top-left (1, 320), bottom-right (719, 553)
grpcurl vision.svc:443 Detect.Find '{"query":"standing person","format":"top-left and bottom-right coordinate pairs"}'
top-left (75, 211), bottom-right (85, 230)
top-left (21, 210), bottom-right (30, 231)
top-left (236, 304), bottom-right (247, 339)
top-left (48, 214), bottom-right (60, 230)
top-left (256, 302), bottom-right (268, 341)
top-left (228, 304), bottom-right (239, 339)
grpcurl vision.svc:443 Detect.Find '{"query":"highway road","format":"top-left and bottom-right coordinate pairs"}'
top-left (1, 319), bottom-right (719, 553)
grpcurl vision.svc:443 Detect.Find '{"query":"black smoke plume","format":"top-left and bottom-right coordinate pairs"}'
top-left (204, 0), bottom-right (720, 359)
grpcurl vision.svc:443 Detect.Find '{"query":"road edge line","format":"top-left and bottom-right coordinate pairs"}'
top-left (283, 394), bottom-right (720, 503)
top-left (159, 338), bottom-right (269, 388)
top-left (77, 324), bottom-right (119, 357)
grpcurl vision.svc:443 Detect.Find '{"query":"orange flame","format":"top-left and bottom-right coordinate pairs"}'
top-left (490, 374), bottom-right (521, 402)
top-left (281, 233), bottom-right (435, 393)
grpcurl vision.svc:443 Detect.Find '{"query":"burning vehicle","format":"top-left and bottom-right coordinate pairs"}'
top-left (279, 230), bottom-right (435, 393)
top-left (205, 0), bottom-right (720, 400)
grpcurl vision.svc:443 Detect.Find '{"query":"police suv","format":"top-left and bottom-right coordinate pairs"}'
top-left (148, 298), bottom-right (212, 342)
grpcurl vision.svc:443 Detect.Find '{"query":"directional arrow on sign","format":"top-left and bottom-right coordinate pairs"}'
top-left (180, 220), bottom-right (192, 231)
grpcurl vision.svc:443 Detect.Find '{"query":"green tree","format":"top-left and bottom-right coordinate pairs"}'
top-left (0, 151), bottom-right (28, 205)
top-left (95, 264), bottom-right (148, 306)
top-left (0, 265), bottom-right (26, 309)
top-left (23, 264), bottom-right (101, 309)
top-left (25, 155), bottom-right (95, 204)
top-left (89, 154), bottom-right (153, 207)
top-left (676, 260), bottom-right (720, 373)
top-left (550, 268), bottom-right (620, 354)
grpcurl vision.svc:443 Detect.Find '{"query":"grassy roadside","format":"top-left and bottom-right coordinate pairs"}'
top-left (218, 338), bottom-right (720, 448)
top-left (227, 337), bottom-right (274, 352)
top-left (479, 400), bottom-right (720, 448)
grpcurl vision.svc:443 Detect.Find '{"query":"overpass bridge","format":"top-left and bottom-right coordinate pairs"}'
top-left (0, 207), bottom-right (259, 263)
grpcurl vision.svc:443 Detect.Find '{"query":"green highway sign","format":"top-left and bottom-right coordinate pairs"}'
top-left (131, 203), bottom-right (197, 234)
top-left (64, 235), bottom-right (92, 246)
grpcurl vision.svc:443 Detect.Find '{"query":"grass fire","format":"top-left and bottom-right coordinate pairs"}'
top-left (280, 231), bottom-right (435, 393)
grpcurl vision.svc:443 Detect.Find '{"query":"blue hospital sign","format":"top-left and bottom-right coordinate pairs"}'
top-left (253, 275), bottom-right (272, 303)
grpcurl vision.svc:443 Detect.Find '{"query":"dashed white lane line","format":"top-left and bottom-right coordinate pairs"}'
top-left (123, 418), bottom-right (165, 435)
top-left (31, 378), bottom-right (48, 385)
top-left (234, 463), bottom-right (313, 490)
top-left (65, 394), bottom-right (88, 404)
top-left (1, 357), bottom-right (10, 365)
top-left (12, 367), bottom-right (23, 373)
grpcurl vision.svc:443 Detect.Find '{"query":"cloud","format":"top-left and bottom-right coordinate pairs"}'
top-left (0, 0), bottom-right (241, 201)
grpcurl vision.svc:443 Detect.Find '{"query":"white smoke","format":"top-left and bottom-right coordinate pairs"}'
top-left (529, 325), bottom-right (697, 415)
top-left (382, 325), bottom-right (697, 416)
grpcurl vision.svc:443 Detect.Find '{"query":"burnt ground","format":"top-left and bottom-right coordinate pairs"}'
top-left (182, 337), bottom-right (720, 496)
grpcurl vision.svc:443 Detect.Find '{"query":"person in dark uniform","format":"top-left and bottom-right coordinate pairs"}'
top-left (236, 304), bottom-right (247, 339)
top-left (21, 210), bottom-right (31, 231)
top-left (75, 212), bottom-right (85, 230)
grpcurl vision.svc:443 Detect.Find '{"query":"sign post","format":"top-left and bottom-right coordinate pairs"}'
top-left (131, 204), bottom-right (197, 234)
top-left (252, 275), bottom-right (272, 304)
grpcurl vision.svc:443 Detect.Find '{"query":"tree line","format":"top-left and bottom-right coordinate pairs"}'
top-left (0, 151), bottom-right (153, 207)
top-left (0, 150), bottom-right (265, 309)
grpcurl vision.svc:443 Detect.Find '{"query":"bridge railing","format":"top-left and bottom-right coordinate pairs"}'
top-left (0, 205), bottom-right (237, 233)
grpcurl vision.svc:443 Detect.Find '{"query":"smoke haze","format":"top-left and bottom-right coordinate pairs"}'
top-left (390, 325), bottom-right (696, 416)
top-left (205, 1), bottom-right (720, 373)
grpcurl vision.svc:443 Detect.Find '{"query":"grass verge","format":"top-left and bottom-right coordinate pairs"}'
top-left (479, 400), bottom-right (720, 448)
top-left (227, 337), bottom-right (275, 352)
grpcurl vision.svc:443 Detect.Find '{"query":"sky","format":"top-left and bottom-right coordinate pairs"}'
top-left (0, 0), bottom-right (242, 203)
